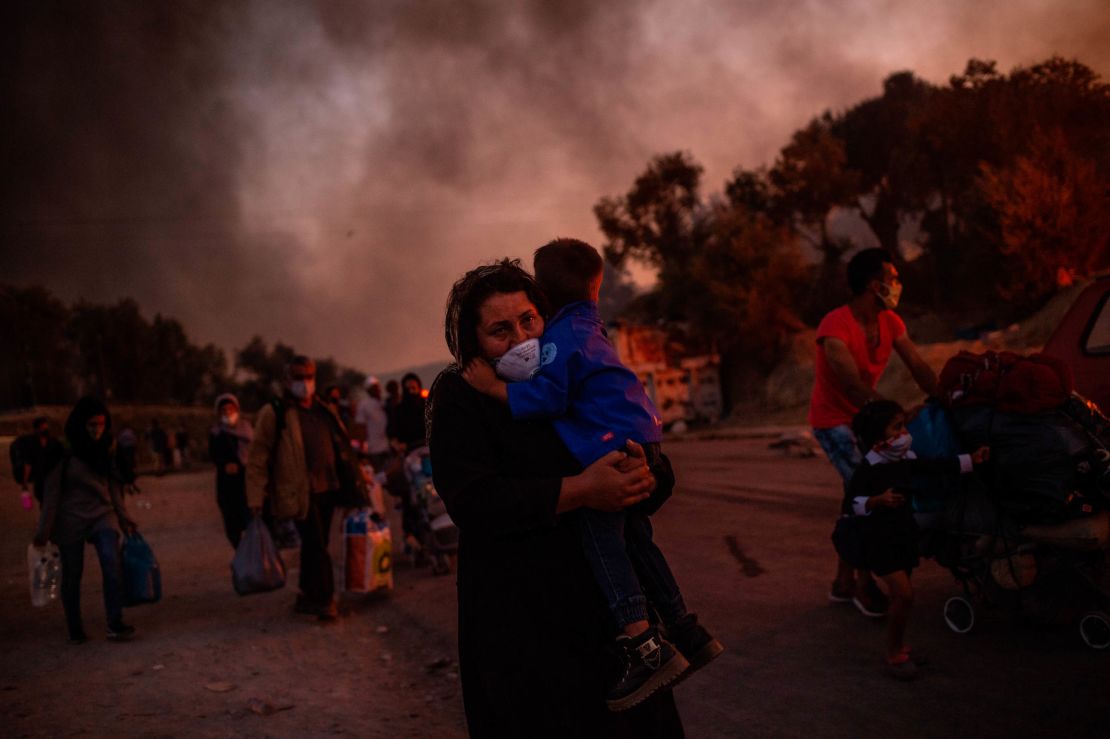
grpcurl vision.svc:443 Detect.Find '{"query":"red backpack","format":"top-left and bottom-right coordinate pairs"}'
top-left (938, 350), bottom-right (1073, 414)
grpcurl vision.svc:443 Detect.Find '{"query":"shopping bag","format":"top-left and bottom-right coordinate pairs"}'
top-left (27, 543), bottom-right (61, 607)
top-left (122, 532), bottom-right (163, 606)
top-left (369, 522), bottom-right (393, 592)
top-left (231, 517), bottom-right (286, 595)
top-left (343, 509), bottom-right (393, 593)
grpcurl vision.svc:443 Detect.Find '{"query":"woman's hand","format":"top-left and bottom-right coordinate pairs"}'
top-left (462, 359), bottom-right (497, 392)
top-left (616, 440), bottom-right (649, 473)
top-left (559, 450), bottom-right (653, 513)
top-left (32, 532), bottom-right (48, 548)
top-left (462, 360), bottom-right (509, 402)
top-left (971, 446), bottom-right (990, 465)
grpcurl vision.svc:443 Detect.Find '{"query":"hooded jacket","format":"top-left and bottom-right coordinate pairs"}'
top-left (36, 397), bottom-right (133, 545)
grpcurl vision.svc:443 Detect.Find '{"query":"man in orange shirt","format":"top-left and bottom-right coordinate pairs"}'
top-left (809, 249), bottom-right (938, 616)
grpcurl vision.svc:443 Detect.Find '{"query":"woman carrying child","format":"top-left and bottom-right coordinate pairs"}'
top-left (428, 258), bottom-right (685, 737)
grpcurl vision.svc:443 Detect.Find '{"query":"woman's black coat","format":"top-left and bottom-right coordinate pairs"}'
top-left (429, 370), bottom-right (684, 739)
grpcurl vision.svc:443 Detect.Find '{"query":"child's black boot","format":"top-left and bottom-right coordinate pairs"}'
top-left (606, 626), bottom-right (689, 712)
top-left (666, 613), bottom-right (725, 676)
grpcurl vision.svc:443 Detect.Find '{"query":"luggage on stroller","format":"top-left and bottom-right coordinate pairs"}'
top-left (404, 446), bottom-right (457, 575)
top-left (916, 368), bottom-right (1110, 650)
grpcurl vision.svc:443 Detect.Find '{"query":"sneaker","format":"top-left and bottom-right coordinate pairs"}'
top-left (864, 580), bottom-right (890, 612)
top-left (67, 631), bottom-right (88, 646)
top-left (853, 581), bottom-right (889, 618)
top-left (886, 654), bottom-right (918, 681)
top-left (666, 614), bottom-right (725, 676)
top-left (606, 627), bottom-right (690, 712)
top-left (828, 579), bottom-right (854, 603)
top-left (106, 621), bottom-right (136, 641)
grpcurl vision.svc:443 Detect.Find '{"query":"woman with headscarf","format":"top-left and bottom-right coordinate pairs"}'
top-left (208, 393), bottom-right (254, 548)
top-left (34, 396), bottom-right (137, 645)
top-left (427, 259), bottom-right (685, 738)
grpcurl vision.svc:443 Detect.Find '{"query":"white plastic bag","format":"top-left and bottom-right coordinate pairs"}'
top-left (27, 543), bottom-right (61, 607)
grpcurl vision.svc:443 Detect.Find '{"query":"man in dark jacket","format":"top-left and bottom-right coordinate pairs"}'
top-left (10, 416), bottom-right (64, 509)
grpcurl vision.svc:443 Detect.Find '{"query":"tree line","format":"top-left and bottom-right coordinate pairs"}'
top-left (0, 285), bottom-right (363, 411)
top-left (596, 56), bottom-right (1110, 405)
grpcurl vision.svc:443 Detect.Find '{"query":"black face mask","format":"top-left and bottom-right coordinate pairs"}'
top-left (38, 430), bottom-right (50, 438)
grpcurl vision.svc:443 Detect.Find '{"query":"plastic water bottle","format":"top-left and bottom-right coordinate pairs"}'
top-left (28, 544), bottom-right (61, 607)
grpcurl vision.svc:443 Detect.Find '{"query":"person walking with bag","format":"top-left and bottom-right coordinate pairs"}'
top-left (208, 393), bottom-right (254, 548)
top-left (33, 397), bottom-right (137, 645)
top-left (246, 356), bottom-right (354, 622)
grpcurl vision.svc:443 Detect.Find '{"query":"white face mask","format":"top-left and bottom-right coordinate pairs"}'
top-left (290, 379), bottom-right (315, 400)
top-left (221, 413), bottom-right (239, 427)
top-left (875, 281), bottom-right (902, 310)
top-left (494, 338), bottom-right (541, 382)
top-left (876, 432), bottom-right (913, 461)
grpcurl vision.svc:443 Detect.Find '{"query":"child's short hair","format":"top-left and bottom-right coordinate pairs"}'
top-left (851, 399), bottom-right (905, 450)
top-left (533, 238), bottom-right (604, 310)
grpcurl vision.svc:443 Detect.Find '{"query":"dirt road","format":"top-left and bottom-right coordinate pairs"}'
top-left (1, 436), bottom-right (1105, 737)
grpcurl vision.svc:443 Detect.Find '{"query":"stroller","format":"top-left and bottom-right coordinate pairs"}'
top-left (403, 446), bottom-right (458, 575)
top-left (911, 394), bottom-right (1110, 651)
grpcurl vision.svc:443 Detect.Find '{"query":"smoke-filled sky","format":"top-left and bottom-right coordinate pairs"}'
top-left (3, 0), bottom-right (1108, 373)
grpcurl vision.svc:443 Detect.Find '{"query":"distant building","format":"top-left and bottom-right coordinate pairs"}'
top-left (608, 322), bottom-right (723, 427)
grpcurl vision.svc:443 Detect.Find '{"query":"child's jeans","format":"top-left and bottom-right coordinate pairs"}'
top-left (579, 509), bottom-right (687, 631)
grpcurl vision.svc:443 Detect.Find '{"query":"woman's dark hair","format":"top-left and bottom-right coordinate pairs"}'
top-left (64, 396), bottom-right (113, 477)
top-left (443, 258), bottom-right (548, 366)
top-left (846, 248), bottom-right (893, 296)
top-left (401, 372), bottom-right (422, 388)
top-left (851, 399), bottom-right (905, 450)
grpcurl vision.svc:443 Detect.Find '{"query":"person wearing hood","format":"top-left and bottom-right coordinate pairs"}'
top-left (34, 397), bottom-right (137, 645)
top-left (387, 372), bottom-right (427, 453)
top-left (208, 393), bottom-right (254, 549)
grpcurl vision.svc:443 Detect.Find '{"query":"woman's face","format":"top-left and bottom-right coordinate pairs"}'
top-left (86, 414), bottom-right (107, 441)
top-left (475, 291), bottom-right (544, 361)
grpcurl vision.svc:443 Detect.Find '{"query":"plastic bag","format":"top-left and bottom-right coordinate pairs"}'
top-left (122, 532), bottom-right (162, 606)
top-left (27, 543), bottom-right (61, 607)
top-left (231, 517), bottom-right (286, 595)
top-left (342, 508), bottom-right (393, 593)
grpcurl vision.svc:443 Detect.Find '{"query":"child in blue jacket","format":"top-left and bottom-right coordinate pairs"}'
top-left (463, 238), bottom-right (722, 711)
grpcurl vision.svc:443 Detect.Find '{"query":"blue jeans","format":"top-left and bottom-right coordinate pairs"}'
top-left (59, 524), bottom-right (124, 635)
top-left (580, 510), bottom-right (687, 631)
top-left (812, 425), bottom-right (863, 489)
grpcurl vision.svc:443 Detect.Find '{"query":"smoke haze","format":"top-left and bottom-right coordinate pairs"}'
top-left (3, 0), bottom-right (1108, 372)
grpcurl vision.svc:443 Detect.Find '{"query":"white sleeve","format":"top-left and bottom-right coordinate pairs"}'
top-left (852, 497), bottom-right (872, 517)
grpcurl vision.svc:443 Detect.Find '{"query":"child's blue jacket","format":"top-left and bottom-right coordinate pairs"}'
top-left (506, 301), bottom-right (663, 467)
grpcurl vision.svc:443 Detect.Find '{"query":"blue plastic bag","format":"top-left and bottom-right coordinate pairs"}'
top-left (231, 517), bottom-right (286, 595)
top-left (122, 532), bottom-right (162, 606)
top-left (907, 402), bottom-right (963, 512)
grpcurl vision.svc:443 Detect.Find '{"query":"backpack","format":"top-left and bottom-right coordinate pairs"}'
top-left (938, 350), bottom-right (1073, 415)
